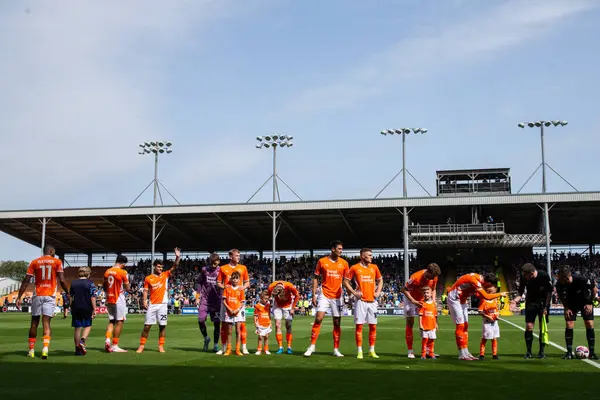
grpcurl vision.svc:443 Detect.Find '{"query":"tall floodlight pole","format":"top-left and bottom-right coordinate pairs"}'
top-left (517, 120), bottom-right (568, 276)
top-left (379, 128), bottom-right (427, 283)
top-left (138, 141), bottom-right (173, 263)
top-left (255, 135), bottom-right (295, 282)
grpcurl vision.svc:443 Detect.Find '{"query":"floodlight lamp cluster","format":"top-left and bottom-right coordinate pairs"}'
top-left (517, 121), bottom-right (568, 129)
top-left (138, 141), bottom-right (173, 155)
top-left (380, 128), bottom-right (427, 135)
top-left (255, 134), bottom-right (294, 149)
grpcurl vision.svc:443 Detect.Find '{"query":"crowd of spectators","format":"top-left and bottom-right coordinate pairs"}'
top-left (120, 254), bottom-right (419, 310)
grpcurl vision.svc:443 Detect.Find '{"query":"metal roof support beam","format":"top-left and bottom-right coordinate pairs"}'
top-left (100, 217), bottom-right (149, 246)
top-left (51, 219), bottom-right (111, 251)
top-left (160, 217), bottom-right (210, 251)
top-left (0, 223), bottom-right (47, 249)
top-left (337, 210), bottom-right (360, 243)
top-left (213, 213), bottom-right (255, 248)
top-left (10, 219), bottom-right (84, 253)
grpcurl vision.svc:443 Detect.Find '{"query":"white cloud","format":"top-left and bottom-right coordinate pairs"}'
top-left (280, 0), bottom-right (597, 116)
top-left (0, 0), bottom-right (264, 208)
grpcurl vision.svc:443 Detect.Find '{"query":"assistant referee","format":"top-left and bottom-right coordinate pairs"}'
top-left (511, 263), bottom-right (553, 359)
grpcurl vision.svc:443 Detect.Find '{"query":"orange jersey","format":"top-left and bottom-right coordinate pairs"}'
top-left (144, 270), bottom-right (172, 304)
top-left (223, 285), bottom-right (245, 312)
top-left (405, 269), bottom-right (438, 302)
top-left (478, 298), bottom-right (499, 321)
top-left (450, 273), bottom-right (500, 303)
top-left (346, 263), bottom-right (382, 302)
top-left (104, 267), bottom-right (129, 305)
top-left (314, 256), bottom-right (349, 299)
top-left (217, 264), bottom-right (249, 286)
top-left (267, 281), bottom-right (299, 308)
top-left (254, 302), bottom-right (271, 328)
top-left (26, 255), bottom-right (64, 297)
top-left (419, 300), bottom-right (438, 331)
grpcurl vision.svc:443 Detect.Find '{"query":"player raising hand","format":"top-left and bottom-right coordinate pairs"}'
top-left (137, 247), bottom-right (181, 353)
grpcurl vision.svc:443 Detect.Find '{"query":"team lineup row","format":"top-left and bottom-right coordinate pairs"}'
top-left (14, 241), bottom-right (599, 360)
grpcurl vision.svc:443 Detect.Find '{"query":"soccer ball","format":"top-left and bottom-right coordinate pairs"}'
top-left (575, 345), bottom-right (589, 359)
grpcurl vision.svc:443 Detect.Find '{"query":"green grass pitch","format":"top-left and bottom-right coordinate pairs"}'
top-left (0, 314), bottom-right (598, 400)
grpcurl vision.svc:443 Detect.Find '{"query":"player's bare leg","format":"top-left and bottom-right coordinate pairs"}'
top-left (264, 335), bottom-right (270, 354)
top-left (111, 321), bottom-right (127, 352)
top-left (105, 321), bottom-right (115, 352)
top-left (158, 325), bottom-right (166, 352)
top-left (332, 317), bottom-right (344, 357)
top-left (285, 319), bottom-right (293, 354)
top-left (79, 325), bottom-right (91, 355)
top-left (41, 315), bottom-right (52, 359)
top-left (137, 325), bottom-right (152, 353)
top-left (256, 336), bottom-right (263, 355)
top-left (304, 311), bottom-right (325, 357)
top-left (275, 318), bottom-right (284, 353)
top-left (27, 316), bottom-right (40, 358)
top-left (405, 316), bottom-right (415, 358)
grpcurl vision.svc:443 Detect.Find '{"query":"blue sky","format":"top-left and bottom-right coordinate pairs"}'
top-left (1, 0), bottom-right (599, 261)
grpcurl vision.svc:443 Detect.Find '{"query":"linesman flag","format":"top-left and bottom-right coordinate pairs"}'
top-left (541, 313), bottom-right (550, 345)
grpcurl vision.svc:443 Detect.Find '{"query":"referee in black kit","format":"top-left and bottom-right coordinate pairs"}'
top-left (510, 263), bottom-right (553, 359)
top-left (556, 266), bottom-right (598, 360)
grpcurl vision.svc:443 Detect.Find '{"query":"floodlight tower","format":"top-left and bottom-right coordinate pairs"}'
top-left (517, 120), bottom-right (568, 275)
top-left (255, 134), bottom-right (294, 282)
top-left (379, 128), bottom-right (427, 282)
top-left (138, 141), bottom-right (173, 263)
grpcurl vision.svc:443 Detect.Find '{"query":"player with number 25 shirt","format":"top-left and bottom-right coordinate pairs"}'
top-left (137, 247), bottom-right (181, 354)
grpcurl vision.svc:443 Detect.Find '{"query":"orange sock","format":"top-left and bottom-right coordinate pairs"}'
top-left (406, 325), bottom-right (414, 351)
top-left (140, 337), bottom-right (147, 346)
top-left (421, 338), bottom-right (429, 358)
top-left (257, 341), bottom-right (262, 352)
top-left (286, 332), bottom-right (292, 348)
top-left (28, 338), bottom-right (36, 350)
top-left (368, 324), bottom-right (377, 347)
top-left (333, 325), bottom-right (341, 349)
top-left (455, 324), bottom-right (465, 350)
top-left (43, 335), bottom-right (50, 348)
top-left (159, 337), bottom-right (165, 346)
top-left (355, 324), bottom-right (363, 347)
top-left (480, 338), bottom-right (487, 356)
top-left (113, 338), bottom-right (120, 346)
top-left (428, 339), bottom-right (435, 356)
top-left (264, 341), bottom-right (269, 351)
top-left (106, 332), bottom-right (113, 340)
top-left (240, 323), bottom-right (247, 345)
top-left (463, 322), bottom-right (469, 349)
top-left (492, 339), bottom-right (498, 355)
top-left (276, 333), bottom-right (283, 348)
top-left (310, 322), bottom-right (321, 345)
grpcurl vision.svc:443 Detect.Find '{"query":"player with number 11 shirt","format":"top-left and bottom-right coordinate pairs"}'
top-left (16, 244), bottom-right (69, 360)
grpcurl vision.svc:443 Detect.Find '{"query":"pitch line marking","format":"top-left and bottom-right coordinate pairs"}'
top-left (499, 317), bottom-right (600, 371)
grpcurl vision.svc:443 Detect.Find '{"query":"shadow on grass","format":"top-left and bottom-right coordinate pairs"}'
top-left (0, 361), bottom-right (597, 400)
